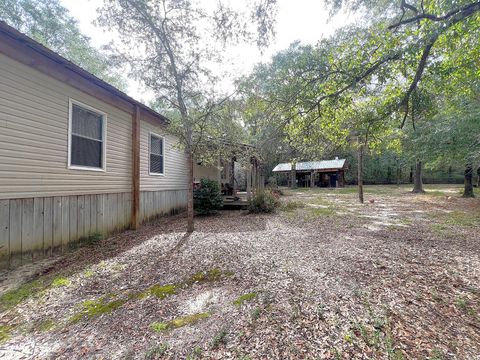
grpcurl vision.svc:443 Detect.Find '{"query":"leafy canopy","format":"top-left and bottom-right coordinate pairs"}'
top-left (0, 0), bottom-right (127, 90)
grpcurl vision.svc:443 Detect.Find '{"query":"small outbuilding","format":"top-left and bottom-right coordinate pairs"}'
top-left (272, 158), bottom-right (347, 188)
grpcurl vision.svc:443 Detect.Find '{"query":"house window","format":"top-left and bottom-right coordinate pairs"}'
top-left (68, 100), bottom-right (106, 171)
top-left (149, 133), bottom-right (164, 175)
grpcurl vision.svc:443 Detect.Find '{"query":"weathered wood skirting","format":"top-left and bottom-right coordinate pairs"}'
top-left (139, 189), bottom-right (187, 223)
top-left (0, 189), bottom-right (187, 268)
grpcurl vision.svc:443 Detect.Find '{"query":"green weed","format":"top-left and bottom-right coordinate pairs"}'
top-left (36, 319), bottom-right (56, 332)
top-left (211, 328), bottom-right (228, 349)
top-left (51, 277), bottom-right (71, 288)
top-left (145, 343), bottom-right (169, 359)
top-left (455, 296), bottom-right (468, 311)
top-left (431, 289), bottom-right (443, 303)
top-left (70, 297), bottom-right (126, 323)
top-left (83, 270), bottom-right (94, 278)
top-left (187, 268), bottom-right (224, 284)
top-left (0, 325), bottom-right (12, 344)
top-left (234, 292), bottom-right (257, 306)
top-left (430, 348), bottom-right (445, 360)
top-left (151, 313), bottom-right (211, 332)
top-left (0, 279), bottom-right (45, 310)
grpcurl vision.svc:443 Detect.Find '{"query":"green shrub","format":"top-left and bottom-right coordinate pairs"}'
top-left (248, 191), bottom-right (280, 213)
top-left (194, 179), bottom-right (223, 215)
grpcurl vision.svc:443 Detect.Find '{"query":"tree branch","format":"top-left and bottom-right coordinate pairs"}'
top-left (389, 1), bottom-right (480, 29)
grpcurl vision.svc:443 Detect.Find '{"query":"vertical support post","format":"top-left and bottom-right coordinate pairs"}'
top-left (252, 161), bottom-right (257, 195)
top-left (131, 105), bottom-right (140, 230)
top-left (232, 158), bottom-right (237, 197)
top-left (311, 171), bottom-right (315, 188)
top-left (217, 157), bottom-right (222, 188)
top-left (246, 162), bottom-right (252, 201)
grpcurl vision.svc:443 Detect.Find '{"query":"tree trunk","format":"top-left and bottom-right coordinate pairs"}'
top-left (358, 144), bottom-right (364, 204)
top-left (396, 158), bottom-right (401, 186)
top-left (412, 160), bottom-right (425, 193)
top-left (186, 151), bottom-right (194, 233)
top-left (463, 163), bottom-right (475, 198)
top-left (477, 167), bottom-right (480, 188)
top-left (290, 163), bottom-right (297, 189)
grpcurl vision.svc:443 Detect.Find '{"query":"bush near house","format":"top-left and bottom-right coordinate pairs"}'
top-left (193, 179), bottom-right (223, 215)
top-left (248, 190), bottom-right (280, 213)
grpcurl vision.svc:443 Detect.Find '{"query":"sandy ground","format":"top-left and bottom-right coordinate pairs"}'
top-left (0, 184), bottom-right (479, 359)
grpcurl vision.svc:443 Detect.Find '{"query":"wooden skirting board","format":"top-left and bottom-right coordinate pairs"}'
top-left (0, 189), bottom-right (187, 269)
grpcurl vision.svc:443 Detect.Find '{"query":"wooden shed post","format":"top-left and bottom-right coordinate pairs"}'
top-left (131, 105), bottom-right (140, 230)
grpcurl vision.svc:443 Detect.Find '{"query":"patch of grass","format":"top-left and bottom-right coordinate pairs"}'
top-left (83, 269), bottom-right (94, 278)
top-left (430, 348), bottom-right (445, 360)
top-left (455, 296), bottom-right (468, 311)
top-left (309, 207), bottom-right (336, 217)
top-left (151, 313), bottom-right (211, 332)
top-left (399, 218), bottom-right (413, 226)
top-left (0, 325), bottom-right (12, 344)
top-left (334, 187), bottom-right (359, 194)
top-left (353, 321), bottom-right (372, 346)
top-left (186, 346), bottom-right (203, 359)
top-left (70, 297), bottom-right (126, 323)
top-left (280, 200), bottom-right (305, 212)
top-left (0, 279), bottom-right (45, 310)
top-left (129, 284), bottom-right (177, 301)
top-left (145, 343), bottom-right (169, 359)
top-left (391, 349), bottom-right (405, 360)
top-left (445, 211), bottom-right (480, 227)
top-left (51, 277), bottom-right (71, 288)
top-left (211, 328), bottom-right (228, 349)
top-left (431, 223), bottom-right (448, 234)
top-left (187, 268), bottom-right (224, 284)
top-left (149, 284), bottom-right (177, 299)
top-left (234, 292), bottom-right (257, 306)
top-left (151, 322), bottom-right (169, 332)
top-left (431, 289), bottom-right (443, 303)
top-left (36, 319), bottom-right (57, 332)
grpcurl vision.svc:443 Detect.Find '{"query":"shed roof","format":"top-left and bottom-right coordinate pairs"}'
top-left (272, 159), bottom-right (347, 172)
top-left (0, 21), bottom-right (168, 124)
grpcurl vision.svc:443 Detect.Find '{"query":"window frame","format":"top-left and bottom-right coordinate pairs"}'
top-left (67, 98), bottom-right (107, 172)
top-left (148, 132), bottom-right (165, 176)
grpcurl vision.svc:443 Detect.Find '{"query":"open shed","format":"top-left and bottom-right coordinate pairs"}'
top-left (273, 158), bottom-right (347, 188)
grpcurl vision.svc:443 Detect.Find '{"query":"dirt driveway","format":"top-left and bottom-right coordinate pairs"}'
top-left (0, 185), bottom-right (479, 359)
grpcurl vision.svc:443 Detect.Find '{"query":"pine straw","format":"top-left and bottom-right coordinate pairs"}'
top-left (0, 185), bottom-right (479, 359)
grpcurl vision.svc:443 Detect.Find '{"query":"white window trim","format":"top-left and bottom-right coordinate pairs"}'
top-left (67, 98), bottom-right (107, 172)
top-left (149, 132), bottom-right (165, 176)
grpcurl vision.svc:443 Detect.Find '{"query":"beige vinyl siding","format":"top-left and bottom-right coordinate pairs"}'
top-left (0, 53), bottom-right (132, 199)
top-left (140, 120), bottom-right (188, 191)
top-left (193, 163), bottom-right (219, 182)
